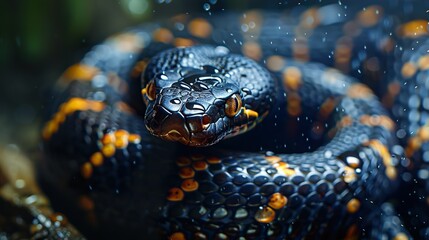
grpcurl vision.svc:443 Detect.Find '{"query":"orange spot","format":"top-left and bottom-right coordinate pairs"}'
top-left (266, 55), bottom-right (285, 72)
top-left (346, 198), bottom-right (360, 213)
top-left (282, 67), bottom-right (302, 91)
top-left (79, 195), bottom-right (95, 211)
top-left (357, 6), bottom-right (383, 27)
top-left (190, 154), bottom-right (205, 161)
top-left (116, 101), bottom-right (135, 114)
top-left (344, 224), bottom-right (359, 240)
top-left (393, 233), bottom-right (409, 240)
top-left (62, 64), bottom-right (99, 81)
top-left (167, 188), bottom-right (184, 202)
top-left (181, 179), bottom-right (199, 192)
top-left (101, 133), bottom-right (116, 145)
top-left (101, 144), bottom-right (116, 158)
top-left (299, 8), bottom-right (320, 29)
top-left (49, 213), bottom-right (68, 226)
top-left (347, 84), bottom-right (373, 99)
top-left (188, 18), bottom-right (212, 38)
top-left (207, 156), bottom-right (221, 164)
top-left (399, 20), bottom-right (429, 38)
top-left (265, 155), bottom-right (281, 164)
top-left (108, 33), bottom-right (144, 52)
top-left (153, 28), bottom-right (174, 43)
top-left (179, 167), bottom-right (195, 179)
top-left (254, 206), bottom-right (276, 223)
top-left (268, 193), bottom-right (288, 209)
top-left (273, 162), bottom-right (296, 176)
top-left (128, 134), bottom-right (141, 144)
top-left (418, 126), bottom-right (429, 141)
top-left (343, 166), bottom-right (357, 183)
top-left (169, 232), bottom-right (186, 240)
top-left (401, 62), bottom-right (417, 78)
top-left (338, 116), bottom-right (353, 128)
top-left (131, 59), bottom-right (149, 78)
top-left (405, 136), bottom-right (422, 157)
top-left (242, 41), bottom-right (262, 61)
top-left (292, 38), bottom-right (309, 61)
top-left (114, 130), bottom-right (129, 148)
top-left (81, 162), bottom-right (93, 179)
top-left (365, 140), bottom-right (396, 180)
top-left (360, 115), bottom-right (395, 131)
top-left (90, 152), bottom-right (104, 167)
top-left (418, 55), bottom-right (429, 70)
top-left (319, 97), bottom-right (338, 120)
top-left (174, 38), bottom-right (195, 47)
top-left (192, 161), bottom-right (208, 171)
top-left (176, 157), bottom-right (191, 166)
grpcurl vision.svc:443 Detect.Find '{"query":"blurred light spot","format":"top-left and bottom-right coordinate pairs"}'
top-left (122, 0), bottom-right (149, 17)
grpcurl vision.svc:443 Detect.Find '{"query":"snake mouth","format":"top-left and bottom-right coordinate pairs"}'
top-left (161, 129), bottom-right (191, 144)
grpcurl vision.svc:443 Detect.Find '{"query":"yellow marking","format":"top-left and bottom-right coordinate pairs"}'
top-left (242, 41), bottom-right (262, 61)
top-left (401, 62), bottom-right (417, 78)
top-left (334, 38), bottom-right (353, 72)
top-left (357, 5), bottom-right (383, 27)
top-left (179, 167), bottom-right (195, 179)
top-left (266, 55), bottom-right (285, 72)
top-left (299, 8), bottom-right (320, 29)
top-left (347, 83), bottom-right (374, 99)
top-left (167, 188), bottom-right (184, 202)
top-left (282, 66), bottom-right (302, 91)
top-left (141, 87), bottom-right (147, 96)
top-left (265, 155), bottom-right (281, 164)
top-left (81, 162), bottom-right (93, 179)
top-left (108, 32), bottom-right (144, 52)
top-left (116, 101), bottom-right (135, 114)
top-left (343, 166), bottom-right (357, 183)
top-left (62, 64), bottom-right (99, 81)
top-left (188, 18), bottom-right (212, 38)
top-left (128, 134), bottom-right (141, 144)
top-left (418, 125), bottom-right (429, 141)
top-left (244, 108), bottom-right (259, 121)
top-left (273, 162), bottom-right (296, 176)
top-left (346, 198), bottom-right (360, 213)
top-left (90, 152), bottom-right (104, 167)
top-left (181, 179), bottom-right (199, 192)
top-left (365, 140), bottom-right (397, 180)
top-left (101, 143), bottom-right (116, 157)
top-left (399, 20), bottom-right (429, 38)
top-left (79, 195), bottom-right (95, 211)
top-left (287, 93), bottom-right (302, 117)
top-left (101, 132), bottom-right (116, 145)
top-left (360, 115), bottom-right (395, 131)
top-left (268, 193), bottom-right (288, 210)
top-left (42, 98), bottom-right (105, 140)
top-left (418, 55), bottom-right (429, 70)
top-left (393, 233), bottom-right (409, 240)
top-left (192, 161), bottom-right (208, 171)
top-left (174, 38), bottom-right (195, 47)
top-left (292, 38), bottom-right (309, 62)
top-left (169, 232), bottom-right (186, 240)
top-left (405, 136), bottom-right (421, 158)
top-left (319, 97), bottom-right (339, 120)
top-left (207, 156), bottom-right (221, 164)
top-left (131, 59), bottom-right (149, 78)
top-left (153, 28), bottom-right (174, 43)
top-left (254, 206), bottom-right (276, 223)
top-left (115, 136), bottom-right (128, 149)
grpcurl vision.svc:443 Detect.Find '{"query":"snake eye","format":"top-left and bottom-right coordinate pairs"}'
top-left (225, 94), bottom-right (242, 117)
top-left (146, 80), bottom-right (156, 101)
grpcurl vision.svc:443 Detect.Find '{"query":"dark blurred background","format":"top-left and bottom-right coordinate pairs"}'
top-left (0, 0), bottom-right (427, 153)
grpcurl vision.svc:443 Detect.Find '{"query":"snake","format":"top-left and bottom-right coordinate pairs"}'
top-left (39, 3), bottom-right (429, 240)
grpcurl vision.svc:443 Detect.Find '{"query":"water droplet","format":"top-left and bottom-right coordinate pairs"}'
top-left (203, 3), bottom-right (210, 11)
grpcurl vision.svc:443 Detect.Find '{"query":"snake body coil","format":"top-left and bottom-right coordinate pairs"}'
top-left (40, 3), bottom-right (429, 240)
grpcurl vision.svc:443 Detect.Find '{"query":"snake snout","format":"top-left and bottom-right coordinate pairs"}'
top-left (145, 105), bottom-right (191, 144)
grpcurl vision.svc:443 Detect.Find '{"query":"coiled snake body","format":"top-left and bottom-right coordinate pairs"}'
top-left (41, 4), bottom-right (429, 240)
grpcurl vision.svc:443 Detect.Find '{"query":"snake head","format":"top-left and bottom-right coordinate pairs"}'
top-left (142, 64), bottom-right (260, 147)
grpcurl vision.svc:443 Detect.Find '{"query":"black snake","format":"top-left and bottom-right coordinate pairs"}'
top-left (40, 3), bottom-right (429, 240)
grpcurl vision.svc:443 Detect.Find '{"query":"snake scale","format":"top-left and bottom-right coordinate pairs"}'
top-left (40, 2), bottom-right (429, 240)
